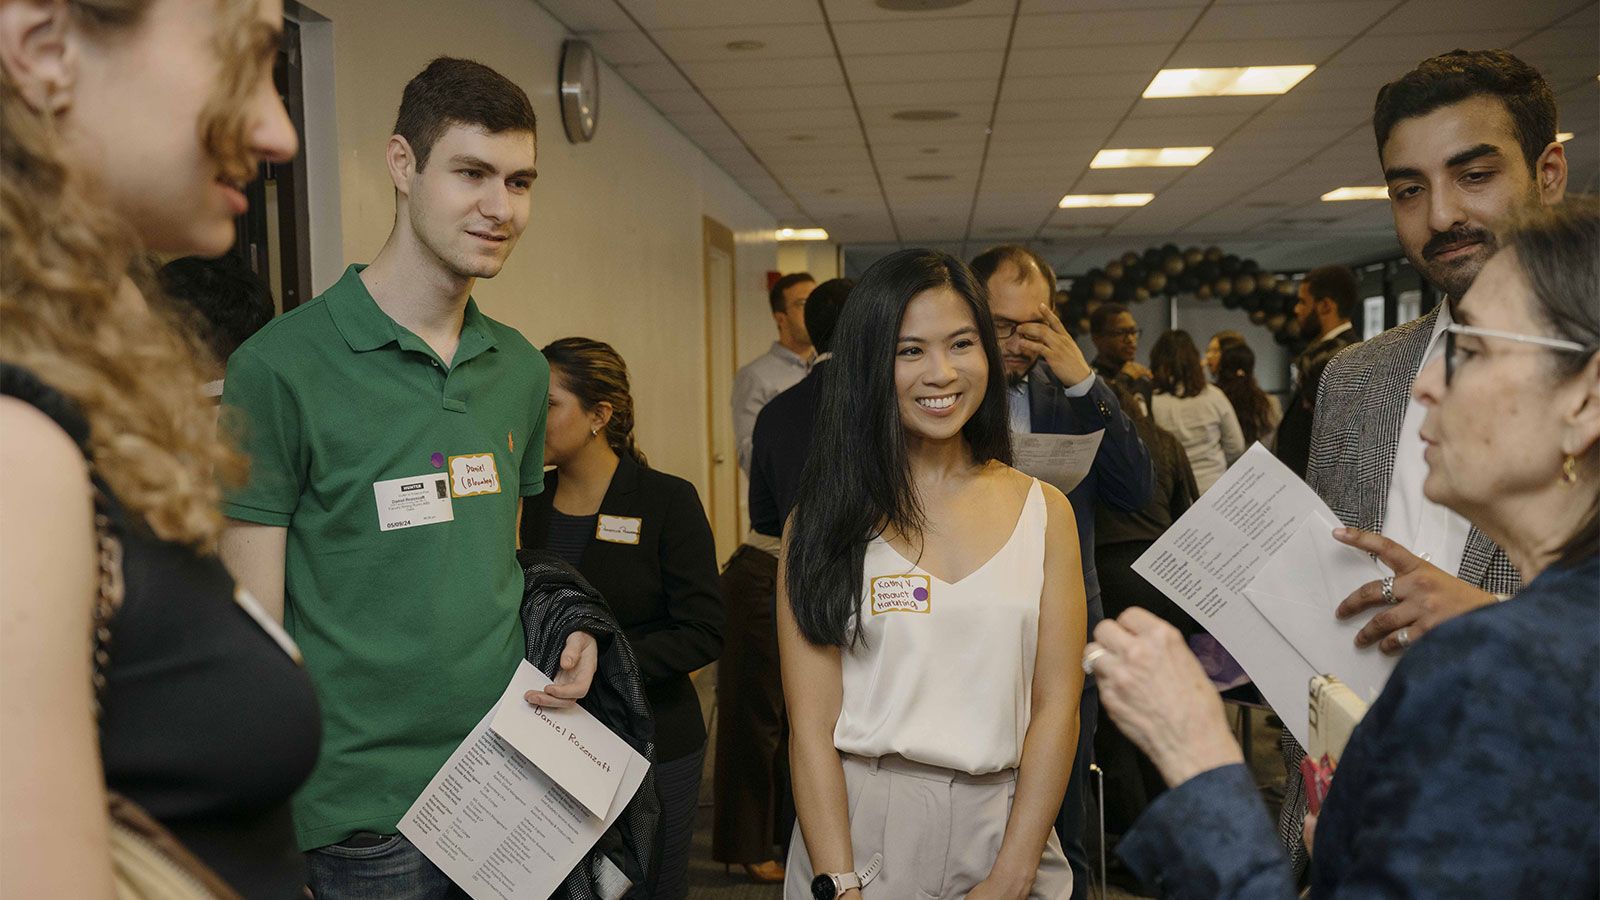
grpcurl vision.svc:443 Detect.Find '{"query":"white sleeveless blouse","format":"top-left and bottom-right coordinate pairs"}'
top-left (833, 479), bottom-right (1047, 775)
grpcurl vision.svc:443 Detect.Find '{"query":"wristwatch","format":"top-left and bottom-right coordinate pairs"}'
top-left (810, 853), bottom-right (883, 899)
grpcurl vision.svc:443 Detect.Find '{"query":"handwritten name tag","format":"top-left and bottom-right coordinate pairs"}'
top-left (449, 453), bottom-right (501, 498)
top-left (870, 574), bottom-right (932, 615)
top-left (596, 515), bottom-right (642, 545)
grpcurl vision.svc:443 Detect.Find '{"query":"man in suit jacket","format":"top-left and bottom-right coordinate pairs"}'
top-left (714, 277), bottom-right (853, 875)
top-left (1276, 48), bottom-right (1569, 877)
top-left (1275, 265), bottom-right (1361, 478)
top-left (973, 245), bottom-right (1153, 900)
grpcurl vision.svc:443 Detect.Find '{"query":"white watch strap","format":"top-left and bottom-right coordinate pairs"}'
top-left (835, 853), bottom-right (883, 894)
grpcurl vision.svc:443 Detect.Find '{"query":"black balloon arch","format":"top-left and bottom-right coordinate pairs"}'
top-left (1060, 244), bottom-right (1303, 346)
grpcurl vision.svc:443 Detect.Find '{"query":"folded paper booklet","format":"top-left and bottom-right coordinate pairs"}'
top-left (1132, 444), bottom-right (1398, 748)
top-left (398, 661), bottom-right (647, 900)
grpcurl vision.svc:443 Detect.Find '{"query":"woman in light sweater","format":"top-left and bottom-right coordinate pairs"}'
top-left (1149, 330), bottom-right (1246, 494)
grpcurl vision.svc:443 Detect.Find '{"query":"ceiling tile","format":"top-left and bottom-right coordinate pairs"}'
top-left (1005, 44), bottom-right (1173, 77)
top-left (679, 56), bottom-right (843, 89)
top-left (707, 84), bottom-right (855, 111)
top-left (1012, 8), bottom-right (1201, 47)
top-left (585, 30), bottom-right (667, 66)
top-left (616, 0), bottom-right (821, 29)
top-left (832, 17), bottom-right (1014, 55)
top-left (824, 0), bottom-right (1020, 23)
top-left (534, 0), bottom-right (636, 32)
top-left (847, 51), bottom-right (1006, 84)
top-left (1378, 0), bottom-right (1590, 33)
top-left (1186, 2), bottom-right (1394, 41)
top-left (650, 23), bottom-right (834, 61)
top-left (1165, 37), bottom-right (1352, 68)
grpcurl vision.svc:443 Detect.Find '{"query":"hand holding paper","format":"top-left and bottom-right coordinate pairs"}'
top-left (1329, 527), bottom-right (1501, 654)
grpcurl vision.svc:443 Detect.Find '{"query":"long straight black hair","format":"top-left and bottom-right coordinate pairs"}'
top-left (785, 248), bottom-right (1012, 647)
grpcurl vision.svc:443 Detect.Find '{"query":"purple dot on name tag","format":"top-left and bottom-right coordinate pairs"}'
top-left (913, 586), bottom-right (929, 602)
top-left (430, 452), bottom-right (445, 468)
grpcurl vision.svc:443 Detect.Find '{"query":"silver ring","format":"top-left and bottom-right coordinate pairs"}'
top-left (1381, 576), bottom-right (1397, 605)
top-left (1396, 627), bottom-right (1412, 649)
top-left (1082, 646), bottom-right (1108, 676)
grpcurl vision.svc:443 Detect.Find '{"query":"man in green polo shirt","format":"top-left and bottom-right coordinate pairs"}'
top-left (220, 58), bottom-right (596, 899)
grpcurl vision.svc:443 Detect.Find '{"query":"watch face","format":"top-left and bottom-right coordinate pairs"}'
top-left (811, 874), bottom-right (836, 900)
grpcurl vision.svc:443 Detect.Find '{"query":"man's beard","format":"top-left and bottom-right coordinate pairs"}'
top-left (1408, 223), bottom-right (1497, 300)
top-left (1006, 368), bottom-right (1028, 388)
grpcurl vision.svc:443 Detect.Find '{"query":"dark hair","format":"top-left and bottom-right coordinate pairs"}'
top-left (768, 272), bottom-right (815, 313)
top-left (1303, 265), bottom-right (1360, 320)
top-left (1211, 330), bottom-right (1246, 355)
top-left (786, 249), bottom-right (1011, 647)
top-left (1150, 330), bottom-right (1207, 398)
top-left (1374, 49), bottom-right (1558, 177)
top-left (158, 255), bottom-right (273, 364)
top-left (393, 57), bottom-right (537, 171)
top-left (1215, 343), bottom-right (1275, 445)
top-left (970, 244), bottom-right (1057, 294)
top-left (1089, 302), bottom-right (1131, 336)
top-left (1500, 196), bottom-right (1600, 567)
top-left (542, 337), bottom-right (647, 466)
top-left (803, 277), bottom-right (855, 355)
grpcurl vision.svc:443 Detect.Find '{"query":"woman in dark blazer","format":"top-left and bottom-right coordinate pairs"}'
top-left (1084, 200), bottom-right (1600, 897)
top-left (521, 338), bottom-right (724, 900)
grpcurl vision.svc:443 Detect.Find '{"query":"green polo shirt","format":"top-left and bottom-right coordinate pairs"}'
top-left (222, 264), bottom-right (548, 850)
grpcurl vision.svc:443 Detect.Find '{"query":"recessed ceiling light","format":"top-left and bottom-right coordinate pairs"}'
top-left (1557, 132), bottom-right (1574, 142)
top-left (1321, 186), bottom-right (1389, 201)
top-left (875, 0), bottom-right (974, 10)
top-left (892, 109), bottom-right (958, 122)
top-left (776, 227), bottom-right (830, 241)
top-left (921, 147), bottom-right (941, 155)
top-left (906, 173), bottom-right (953, 181)
top-left (821, 187), bottom-right (843, 195)
top-left (1143, 65), bottom-right (1316, 98)
top-left (725, 40), bottom-right (765, 51)
top-left (1091, 146), bottom-right (1213, 168)
top-left (1058, 193), bottom-right (1154, 208)
top-left (788, 134), bottom-right (816, 142)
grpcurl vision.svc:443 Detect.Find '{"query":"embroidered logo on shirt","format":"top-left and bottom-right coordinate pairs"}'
top-left (870, 574), bottom-right (931, 615)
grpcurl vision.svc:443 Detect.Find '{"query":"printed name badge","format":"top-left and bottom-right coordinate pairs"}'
top-left (449, 453), bottom-right (502, 498)
top-left (596, 515), bottom-right (643, 545)
top-left (870, 574), bottom-right (932, 615)
top-left (373, 473), bottom-right (454, 532)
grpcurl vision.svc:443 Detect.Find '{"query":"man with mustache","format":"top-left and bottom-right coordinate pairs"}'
top-left (1277, 48), bottom-right (1568, 879)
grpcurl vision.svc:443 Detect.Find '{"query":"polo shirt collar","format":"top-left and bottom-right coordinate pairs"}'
top-left (326, 264), bottom-right (498, 364)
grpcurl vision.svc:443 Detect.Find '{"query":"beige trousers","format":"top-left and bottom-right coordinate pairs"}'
top-left (784, 754), bottom-right (1074, 900)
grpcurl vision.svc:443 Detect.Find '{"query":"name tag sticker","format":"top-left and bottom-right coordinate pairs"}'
top-left (596, 515), bottom-right (643, 545)
top-left (449, 453), bottom-right (502, 498)
top-left (373, 473), bottom-right (454, 532)
top-left (870, 574), bottom-right (932, 615)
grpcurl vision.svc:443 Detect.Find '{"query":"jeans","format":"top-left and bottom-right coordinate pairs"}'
top-left (306, 832), bottom-right (468, 900)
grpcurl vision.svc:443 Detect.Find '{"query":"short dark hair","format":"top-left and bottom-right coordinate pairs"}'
top-left (970, 244), bottom-right (1056, 294)
top-left (1374, 49), bottom-right (1558, 177)
top-left (803, 277), bottom-right (854, 355)
top-left (1150, 330), bottom-right (1207, 398)
top-left (1303, 265), bottom-right (1360, 320)
top-left (393, 57), bottom-right (537, 171)
top-left (1089, 302), bottom-right (1131, 336)
top-left (769, 272), bottom-right (815, 313)
top-left (158, 255), bottom-right (273, 363)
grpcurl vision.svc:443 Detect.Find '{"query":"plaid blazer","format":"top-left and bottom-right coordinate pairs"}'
top-left (1279, 305), bottom-right (1521, 877)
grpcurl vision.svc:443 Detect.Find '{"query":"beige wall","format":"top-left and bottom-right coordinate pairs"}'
top-left (776, 242), bottom-right (842, 283)
top-left (298, 0), bottom-right (779, 498)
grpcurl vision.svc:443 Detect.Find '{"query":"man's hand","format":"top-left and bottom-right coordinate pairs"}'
top-left (524, 631), bottom-right (598, 708)
top-left (1332, 527), bottom-right (1498, 654)
top-left (1121, 361), bottom-right (1153, 381)
top-left (1015, 302), bottom-right (1093, 386)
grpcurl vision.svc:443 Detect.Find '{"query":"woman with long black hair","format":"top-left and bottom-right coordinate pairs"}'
top-left (779, 249), bottom-right (1085, 900)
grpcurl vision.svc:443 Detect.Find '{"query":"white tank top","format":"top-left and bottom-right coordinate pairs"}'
top-left (833, 479), bottom-right (1046, 775)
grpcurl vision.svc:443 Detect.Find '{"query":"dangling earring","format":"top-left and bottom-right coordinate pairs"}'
top-left (1561, 454), bottom-right (1579, 485)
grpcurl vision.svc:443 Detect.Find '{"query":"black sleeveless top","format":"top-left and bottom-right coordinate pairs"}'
top-left (1, 364), bottom-right (321, 898)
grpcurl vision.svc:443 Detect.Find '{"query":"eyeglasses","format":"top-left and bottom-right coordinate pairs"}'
top-left (992, 318), bottom-right (1043, 340)
top-left (1443, 323), bottom-right (1591, 385)
top-left (1097, 327), bottom-right (1141, 339)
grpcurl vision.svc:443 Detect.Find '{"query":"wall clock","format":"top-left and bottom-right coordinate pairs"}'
top-left (559, 39), bottom-right (600, 143)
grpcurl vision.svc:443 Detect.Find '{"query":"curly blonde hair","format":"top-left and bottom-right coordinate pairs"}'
top-left (0, 0), bottom-right (277, 550)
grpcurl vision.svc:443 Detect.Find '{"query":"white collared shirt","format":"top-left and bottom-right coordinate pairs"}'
top-left (1007, 371), bottom-right (1097, 435)
top-left (1383, 303), bottom-right (1471, 577)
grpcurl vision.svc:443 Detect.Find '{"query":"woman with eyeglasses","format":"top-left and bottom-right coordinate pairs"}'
top-left (1084, 198), bottom-right (1600, 898)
